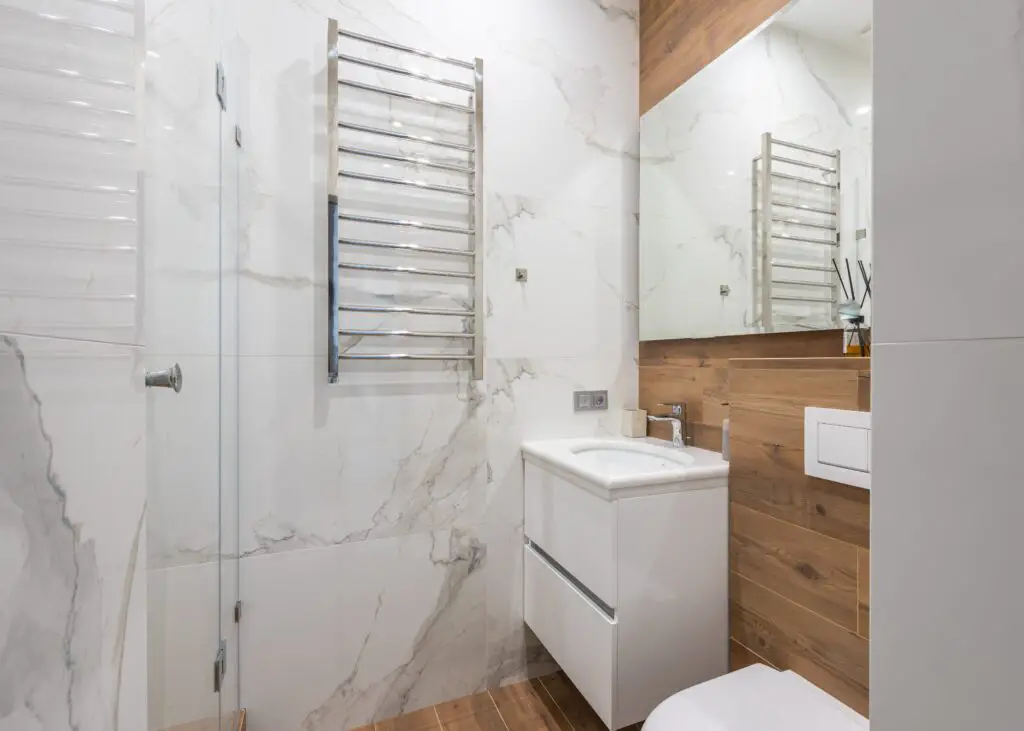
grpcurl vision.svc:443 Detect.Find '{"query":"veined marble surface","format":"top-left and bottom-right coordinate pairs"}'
top-left (140, 0), bottom-right (638, 729)
top-left (0, 1), bottom-right (148, 729)
top-left (639, 18), bottom-right (872, 340)
top-left (0, 334), bottom-right (147, 731)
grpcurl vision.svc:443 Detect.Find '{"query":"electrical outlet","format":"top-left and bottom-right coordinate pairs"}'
top-left (574, 390), bottom-right (608, 412)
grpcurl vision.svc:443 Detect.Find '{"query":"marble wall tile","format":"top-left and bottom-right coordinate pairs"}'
top-left (0, 332), bottom-right (146, 731)
top-left (240, 529), bottom-right (486, 731)
top-left (150, 0), bottom-right (645, 727)
top-left (639, 21), bottom-right (871, 340)
top-left (0, 1), bottom-right (141, 346)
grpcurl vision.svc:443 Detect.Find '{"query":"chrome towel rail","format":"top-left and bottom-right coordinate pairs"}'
top-left (340, 304), bottom-right (474, 317)
top-left (340, 353), bottom-right (476, 361)
top-left (336, 52), bottom-right (475, 93)
top-left (340, 328), bottom-right (475, 339)
top-left (339, 170), bottom-right (474, 197)
top-left (339, 213), bottom-right (474, 236)
top-left (339, 121), bottom-right (474, 153)
top-left (339, 79), bottom-right (474, 114)
top-left (339, 145), bottom-right (475, 174)
top-left (330, 22), bottom-right (483, 380)
top-left (339, 262), bottom-right (473, 279)
top-left (339, 237), bottom-right (473, 257)
top-left (338, 29), bottom-right (476, 71)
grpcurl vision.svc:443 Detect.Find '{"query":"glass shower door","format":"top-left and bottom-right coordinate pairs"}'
top-left (144, 0), bottom-right (236, 728)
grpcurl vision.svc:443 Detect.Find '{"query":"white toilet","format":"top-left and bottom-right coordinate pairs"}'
top-left (642, 664), bottom-right (868, 730)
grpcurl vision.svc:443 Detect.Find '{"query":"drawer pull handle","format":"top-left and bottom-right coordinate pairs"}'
top-left (526, 540), bottom-right (616, 620)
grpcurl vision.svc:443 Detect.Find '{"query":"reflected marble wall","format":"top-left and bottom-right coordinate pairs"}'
top-left (640, 21), bottom-right (871, 340)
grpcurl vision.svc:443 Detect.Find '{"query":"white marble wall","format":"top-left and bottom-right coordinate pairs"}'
top-left (0, 2), bottom-right (147, 730)
top-left (169, 1), bottom-right (639, 730)
top-left (639, 17), bottom-right (871, 340)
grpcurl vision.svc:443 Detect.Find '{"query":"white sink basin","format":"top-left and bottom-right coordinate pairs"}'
top-left (571, 445), bottom-right (693, 475)
top-left (522, 437), bottom-right (729, 499)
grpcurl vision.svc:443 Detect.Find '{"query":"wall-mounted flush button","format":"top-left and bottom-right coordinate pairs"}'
top-left (515, 268), bottom-right (528, 282)
top-left (574, 390), bottom-right (608, 412)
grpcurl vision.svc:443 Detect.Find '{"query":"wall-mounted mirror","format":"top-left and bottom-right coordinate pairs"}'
top-left (639, 0), bottom-right (872, 341)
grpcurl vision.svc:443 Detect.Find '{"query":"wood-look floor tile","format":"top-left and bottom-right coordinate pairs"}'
top-left (348, 726), bottom-right (373, 731)
top-left (490, 679), bottom-right (571, 731)
top-left (537, 672), bottom-right (605, 731)
top-left (435, 692), bottom-right (497, 723)
top-left (375, 706), bottom-right (442, 731)
top-left (440, 710), bottom-right (508, 731)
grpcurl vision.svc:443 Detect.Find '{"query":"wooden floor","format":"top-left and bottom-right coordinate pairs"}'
top-left (355, 673), bottom-right (643, 731)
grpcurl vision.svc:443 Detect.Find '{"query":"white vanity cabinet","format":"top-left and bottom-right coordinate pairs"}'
top-left (521, 439), bottom-right (729, 730)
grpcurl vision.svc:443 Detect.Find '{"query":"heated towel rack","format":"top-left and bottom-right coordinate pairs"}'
top-left (752, 133), bottom-right (840, 332)
top-left (327, 22), bottom-right (484, 381)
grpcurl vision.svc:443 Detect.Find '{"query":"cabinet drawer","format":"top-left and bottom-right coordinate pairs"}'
top-left (524, 544), bottom-right (616, 729)
top-left (524, 461), bottom-right (616, 607)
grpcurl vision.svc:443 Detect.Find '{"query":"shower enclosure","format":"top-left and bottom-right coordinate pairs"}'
top-left (0, 0), bottom-right (241, 729)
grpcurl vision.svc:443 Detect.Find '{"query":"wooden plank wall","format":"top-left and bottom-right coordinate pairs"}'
top-left (638, 330), bottom-right (845, 450)
top-left (640, 0), bottom-right (790, 113)
top-left (727, 357), bottom-right (871, 716)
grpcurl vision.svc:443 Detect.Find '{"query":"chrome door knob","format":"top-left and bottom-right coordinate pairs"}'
top-left (145, 363), bottom-right (183, 393)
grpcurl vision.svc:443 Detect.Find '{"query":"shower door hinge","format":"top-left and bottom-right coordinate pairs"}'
top-left (213, 639), bottom-right (227, 693)
top-left (233, 600), bottom-right (242, 623)
top-left (215, 62), bottom-right (227, 111)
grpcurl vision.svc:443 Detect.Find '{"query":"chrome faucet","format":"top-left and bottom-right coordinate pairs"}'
top-left (647, 403), bottom-right (689, 448)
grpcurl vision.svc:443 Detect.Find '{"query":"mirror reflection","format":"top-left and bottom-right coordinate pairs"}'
top-left (639, 0), bottom-right (872, 341)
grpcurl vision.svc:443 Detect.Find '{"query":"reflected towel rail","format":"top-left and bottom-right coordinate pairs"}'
top-left (771, 201), bottom-right (836, 217)
top-left (772, 216), bottom-right (834, 231)
top-left (753, 132), bottom-right (841, 332)
top-left (771, 295), bottom-right (834, 303)
top-left (770, 138), bottom-right (838, 158)
top-left (771, 155), bottom-right (836, 173)
top-left (771, 279), bottom-right (835, 288)
top-left (772, 233), bottom-right (838, 247)
top-left (771, 171), bottom-right (838, 189)
top-left (771, 262), bottom-right (833, 272)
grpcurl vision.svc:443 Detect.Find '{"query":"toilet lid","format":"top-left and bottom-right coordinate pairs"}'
top-left (643, 664), bottom-right (868, 731)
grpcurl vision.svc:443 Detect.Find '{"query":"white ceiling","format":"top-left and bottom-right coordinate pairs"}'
top-left (774, 0), bottom-right (873, 57)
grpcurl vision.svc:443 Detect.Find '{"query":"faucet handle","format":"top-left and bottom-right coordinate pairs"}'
top-left (657, 402), bottom-right (686, 417)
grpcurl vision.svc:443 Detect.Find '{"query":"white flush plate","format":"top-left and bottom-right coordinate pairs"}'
top-left (804, 407), bottom-right (871, 490)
